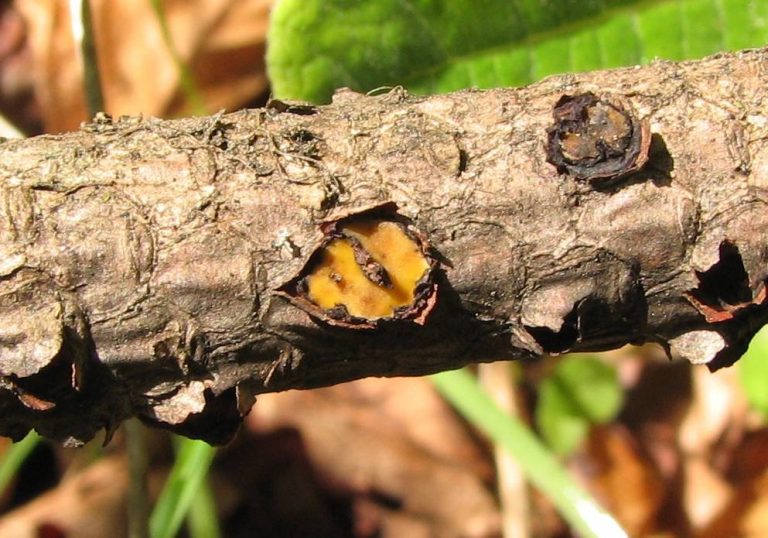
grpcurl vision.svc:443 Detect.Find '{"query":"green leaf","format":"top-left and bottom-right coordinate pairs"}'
top-left (536, 379), bottom-right (591, 455)
top-left (267, 0), bottom-right (768, 103)
top-left (740, 326), bottom-right (768, 417)
top-left (536, 355), bottom-right (623, 455)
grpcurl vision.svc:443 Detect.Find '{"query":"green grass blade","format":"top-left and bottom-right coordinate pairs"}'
top-left (149, 438), bottom-right (217, 538)
top-left (147, 0), bottom-right (206, 115)
top-left (186, 475), bottom-right (222, 538)
top-left (431, 369), bottom-right (627, 538)
top-left (68, 0), bottom-right (105, 115)
top-left (0, 432), bottom-right (42, 494)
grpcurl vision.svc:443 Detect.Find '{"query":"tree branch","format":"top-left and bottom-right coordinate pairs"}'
top-left (2, 49), bottom-right (768, 444)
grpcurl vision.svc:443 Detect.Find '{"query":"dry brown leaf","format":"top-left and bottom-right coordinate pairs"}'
top-left (0, 455), bottom-right (128, 538)
top-left (0, 3), bottom-right (37, 133)
top-left (693, 428), bottom-right (768, 537)
top-left (169, 0), bottom-right (272, 115)
top-left (578, 424), bottom-right (665, 537)
top-left (15, 0), bottom-right (272, 133)
top-left (678, 366), bottom-right (748, 457)
top-left (620, 360), bottom-right (691, 485)
top-left (675, 367), bottom-right (746, 531)
top-left (698, 471), bottom-right (768, 538)
top-left (339, 376), bottom-right (494, 476)
top-left (248, 378), bottom-right (501, 537)
top-left (729, 428), bottom-right (768, 483)
top-left (682, 456), bottom-right (732, 532)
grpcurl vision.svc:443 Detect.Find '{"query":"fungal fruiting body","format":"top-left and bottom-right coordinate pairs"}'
top-left (546, 92), bottom-right (650, 181)
top-left (283, 215), bottom-right (437, 327)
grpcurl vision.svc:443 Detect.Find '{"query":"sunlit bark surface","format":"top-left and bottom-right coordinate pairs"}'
top-left (1, 49), bottom-right (768, 444)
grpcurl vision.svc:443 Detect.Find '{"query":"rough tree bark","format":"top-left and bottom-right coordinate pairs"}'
top-left (2, 48), bottom-right (768, 445)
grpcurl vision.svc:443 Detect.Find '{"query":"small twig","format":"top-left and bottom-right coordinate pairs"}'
top-left (478, 362), bottom-right (531, 538)
top-left (125, 419), bottom-right (150, 538)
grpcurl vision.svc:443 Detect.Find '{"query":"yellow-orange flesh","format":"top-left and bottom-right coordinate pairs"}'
top-left (305, 220), bottom-right (430, 320)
